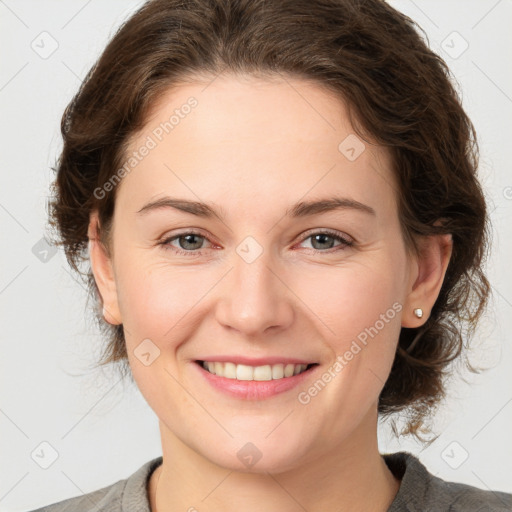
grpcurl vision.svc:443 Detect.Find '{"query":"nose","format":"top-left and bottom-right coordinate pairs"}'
top-left (215, 242), bottom-right (294, 337)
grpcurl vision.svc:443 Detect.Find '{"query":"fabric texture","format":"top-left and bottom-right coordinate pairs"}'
top-left (27, 451), bottom-right (512, 511)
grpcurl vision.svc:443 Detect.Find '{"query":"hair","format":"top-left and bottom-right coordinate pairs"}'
top-left (48, 0), bottom-right (490, 441)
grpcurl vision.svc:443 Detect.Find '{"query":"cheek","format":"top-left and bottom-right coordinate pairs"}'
top-left (304, 257), bottom-right (404, 345)
top-left (301, 252), bottom-right (406, 393)
top-left (116, 245), bottom-right (407, 350)
top-left (115, 255), bottom-right (222, 358)
top-left (116, 260), bottom-right (209, 411)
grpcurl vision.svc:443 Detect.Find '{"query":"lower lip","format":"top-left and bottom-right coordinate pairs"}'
top-left (193, 361), bottom-right (319, 400)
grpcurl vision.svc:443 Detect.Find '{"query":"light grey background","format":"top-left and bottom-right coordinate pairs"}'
top-left (1, 1), bottom-right (511, 510)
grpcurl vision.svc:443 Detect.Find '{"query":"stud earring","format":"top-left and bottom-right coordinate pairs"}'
top-left (413, 308), bottom-right (423, 319)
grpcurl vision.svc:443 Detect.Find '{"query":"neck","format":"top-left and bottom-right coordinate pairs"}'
top-left (149, 407), bottom-right (400, 512)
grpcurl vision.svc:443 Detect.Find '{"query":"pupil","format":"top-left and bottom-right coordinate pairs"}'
top-left (312, 234), bottom-right (333, 249)
top-left (181, 234), bottom-right (202, 250)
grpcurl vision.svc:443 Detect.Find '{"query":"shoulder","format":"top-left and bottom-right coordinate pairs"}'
top-left (25, 456), bottom-right (163, 512)
top-left (26, 481), bottom-right (124, 512)
top-left (384, 451), bottom-right (512, 512)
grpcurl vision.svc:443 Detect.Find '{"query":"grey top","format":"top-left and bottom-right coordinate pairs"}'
top-left (27, 451), bottom-right (512, 511)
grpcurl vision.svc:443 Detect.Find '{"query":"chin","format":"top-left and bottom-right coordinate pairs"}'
top-left (196, 433), bottom-right (314, 474)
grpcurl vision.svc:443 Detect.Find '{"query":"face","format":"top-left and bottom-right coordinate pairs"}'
top-left (92, 73), bottom-right (420, 472)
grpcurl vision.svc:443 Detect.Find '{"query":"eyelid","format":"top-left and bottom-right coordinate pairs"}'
top-left (159, 228), bottom-right (213, 242)
top-left (159, 227), bottom-right (355, 256)
top-left (159, 228), bottom-right (353, 246)
top-left (158, 228), bottom-right (217, 249)
top-left (298, 227), bottom-right (354, 245)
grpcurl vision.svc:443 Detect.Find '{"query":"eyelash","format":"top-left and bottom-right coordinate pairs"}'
top-left (158, 229), bottom-right (354, 257)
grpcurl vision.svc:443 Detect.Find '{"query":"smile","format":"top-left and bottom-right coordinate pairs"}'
top-left (198, 360), bottom-right (317, 381)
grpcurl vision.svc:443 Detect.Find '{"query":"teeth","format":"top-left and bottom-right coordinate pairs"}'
top-left (201, 361), bottom-right (310, 380)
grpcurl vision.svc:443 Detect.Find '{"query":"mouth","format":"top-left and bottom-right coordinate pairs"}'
top-left (195, 360), bottom-right (319, 381)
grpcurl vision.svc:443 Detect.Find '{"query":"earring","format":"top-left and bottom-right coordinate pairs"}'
top-left (413, 308), bottom-right (423, 319)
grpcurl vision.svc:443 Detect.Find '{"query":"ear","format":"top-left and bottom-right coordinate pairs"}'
top-left (88, 211), bottom-right (122, 325)
top-left (402, 232), bottom-right (453, 328)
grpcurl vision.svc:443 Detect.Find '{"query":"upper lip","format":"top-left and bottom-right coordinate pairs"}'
top-left (195, 356), bottom-right (317, 366)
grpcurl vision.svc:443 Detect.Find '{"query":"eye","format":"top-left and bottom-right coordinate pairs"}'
top-left (158, 228), bottom-right (354, 257)
top-left (159, 231), bottom-right (212, 257)
top-left (296, 229), bottom-right (354, 252)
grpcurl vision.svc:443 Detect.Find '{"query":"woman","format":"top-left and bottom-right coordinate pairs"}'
top-left (32, 0), bottom-right (511, 510)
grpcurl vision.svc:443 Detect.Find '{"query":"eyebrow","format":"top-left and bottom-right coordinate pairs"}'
top-left (136, 196), bottom-right (376, 219)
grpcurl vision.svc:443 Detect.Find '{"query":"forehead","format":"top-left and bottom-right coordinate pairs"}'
top-left (117, 73), bottom-right (397, 218)
top-left (140, 73), bottom-right (361, 151)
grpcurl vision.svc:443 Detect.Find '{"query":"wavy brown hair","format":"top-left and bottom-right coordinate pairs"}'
top-left (47, 0), bottom-right (491, 441)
